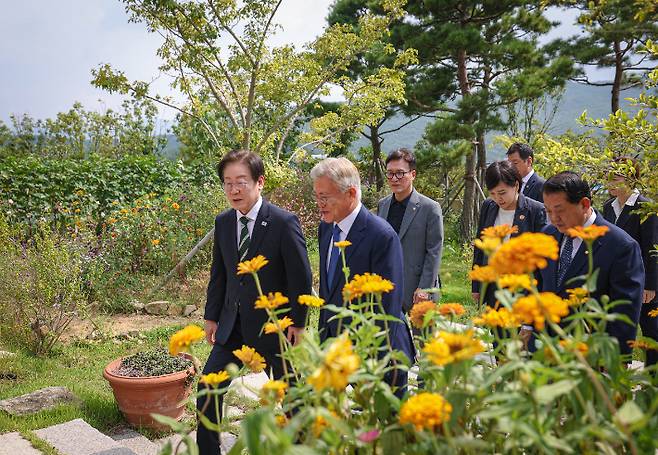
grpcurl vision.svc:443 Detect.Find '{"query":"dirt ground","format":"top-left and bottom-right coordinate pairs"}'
top-left (63, 313), bottom-right (200, 341)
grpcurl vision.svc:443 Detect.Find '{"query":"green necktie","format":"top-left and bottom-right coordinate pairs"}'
top-left (238, 216), bottom-right (250, 261)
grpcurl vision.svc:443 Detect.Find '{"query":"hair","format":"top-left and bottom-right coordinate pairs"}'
top-left (506, 142), bottom-right (534, 161)
top-left (216, 149), bottom-right (265, 183)
top-left (385, 148), bottom-right (416, 170)
top-left (310, 157), bottom-right (362, 200)
top-left (612, 155), bottom-right (640, 181)
top-left (484, 160), bottom-right (522, 191)
top-left (543, 171), bottom-right (592, 203)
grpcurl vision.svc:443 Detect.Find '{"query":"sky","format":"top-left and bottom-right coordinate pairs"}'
top-left (0, 2), bottom-right (601, 124)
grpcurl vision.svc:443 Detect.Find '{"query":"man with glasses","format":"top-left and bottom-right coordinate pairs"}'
top-left (310, 157), bottom-right (414, 395)
top-left (377, 148), bottom-right (444, 314)
top-left (198, 149), bottom-right (312, 454)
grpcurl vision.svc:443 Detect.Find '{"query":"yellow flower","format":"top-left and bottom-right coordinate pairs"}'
top-left (489, 233), bottom-right (559, 275)
top-left (473, 236), bottom-right (502, 255)
top-left (308, 333), bottom-right (360, 392)
top-left (399, 392), bottom-right (452, 431)
top-left (498, 274), bottom-right (537, 292)
top-left (566, 287), bottom-right (589, 306)
top-left (171, 202), bottom-right (180, 210)
top-left (237, 255), bottom-right (269, 275)
top-left (342, 273), bottom-right (394, 301)
top-left (437, 303), bottom-right (465, 317)
top-left (201, 370), bottom-right (230, 387)
top-left (473, 307), bottom-right (520, 328)
top-left (264, 316), bottom-right (294, 334)
top-left (151, 239), bottom-right (160, 246)
top-left (409, 301), bottom-right (437, 329)
top-left (481, 224), bottom-right (519, 239)
top-left (260, 380), bottom-right (288, 404)
top-left (169, 324), bottom-right (205, 355)
top-left (468, 265), bottom-right (498, 283)
top-left (423, 330), bottom-right (485, 366)
top-left (567, 225), bottom-right (609, 242)
top-left (512, 292), bottom-right (570, 331)
top-left (275, 414), bottom-right (288, 427)
top-left (233, 345), bottom-right (266, 373)
top-left (255, 292), bottom-right (289, 310)
top-left (559, 339), bottom-right (589, 355)
top-left (298, 294), bottom-right (325, 307)
top-left (649, 308), bottom-right (658, 318)
top-left (108, 217), bottom-right (117, 224)
top-left (334, 240), bottom-right (352, 249)
top-left (628, 339), bottom-right (658, 351)
top-left (313, 411), bottom-right (339, 436)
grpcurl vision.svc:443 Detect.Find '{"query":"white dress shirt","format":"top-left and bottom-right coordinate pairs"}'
top-left (521, 169), bottom-right (535, 194)
top-left (561, 209), bottom-right (597, 260)
top-left (235, 196), bottom-right (263, 246)
top-left (326, 202), bottom-right (362, 271)
top-left (611, 189), bottom-right (640, 222)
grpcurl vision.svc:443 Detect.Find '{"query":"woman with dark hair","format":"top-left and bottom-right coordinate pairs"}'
top-left (471, 160), bottom-right (547, 305)
top-left (603, 156), bottom-right (658, 368)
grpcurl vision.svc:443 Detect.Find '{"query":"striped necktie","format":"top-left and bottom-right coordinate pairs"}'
top-left (557, 236), bottom-right (573, 288)
top-left (238, 216), bottom-right (250, 261)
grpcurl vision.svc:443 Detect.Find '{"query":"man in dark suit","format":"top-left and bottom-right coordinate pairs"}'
top-left (506, 142), bottom-right (546, 203)
top-left (199, 149), bottom-right (312, 454)
top-left (540, 171), bottom-right (644, 358)
top-left (603, 156), bottom-right (658, 367)
top-left (377, 148), bottom-right (443, 313)
top-left (310, 157), bottom-right (414, 394)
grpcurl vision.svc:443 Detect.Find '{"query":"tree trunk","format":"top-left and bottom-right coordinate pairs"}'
top-left (368, 124), bottom-right (385, 190)
top-left (612, 39), bottom-right (622, 114)
top-left (476, 131), bottom-right (487, 191)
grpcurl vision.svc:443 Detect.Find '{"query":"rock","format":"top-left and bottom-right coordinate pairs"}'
top-left (0, 350), bottom-right (16, 358)
top-left (183, 305), bottom-right (197, 317)
top-left (0, 386), bottom-right (79, 416)
top-left (109, 427), bottom-right (159, 455)
top-left (130, 300), bottom-right (145, 312)
top-left (167, 304), bottom-right (184, 316)
top-left (128, 330), bottom-right (140, 338)
top-left (0, 432), bottom-right (42, 455)
top-left (144, 301), bottom-right (169, 315)
top-left (35, 418), bottom-right (137, 455)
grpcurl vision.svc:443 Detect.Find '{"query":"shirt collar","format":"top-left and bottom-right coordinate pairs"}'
top-left (239, 196), bottom-right (263, 221)
top-left (584, 209), bottom-right (597, 227)
top-left (625, 189), bottom-right (641, 206)
top-left (522, 169), bottom-right (535, 184)
top-left (336, 202), bottom-right (362, 236)
top-left (391, 191), bottom-right (412, 206)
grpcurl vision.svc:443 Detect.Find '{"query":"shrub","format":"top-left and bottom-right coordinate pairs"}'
top-left (266, 169), bottom-right (317, 240)
top-left (114, 348), bottom-right (192, 377)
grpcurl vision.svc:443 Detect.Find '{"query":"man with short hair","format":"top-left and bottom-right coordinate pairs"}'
top-left (199, 149), bottom-right (312, 454)
top-left (540, 171), bottom-right (644, 358)
top-left (310, 157), bottom-right (414, 393)
top-left (377, 148), bottom-right (444, 312)
top-left (507, 142), bottom-right (545, 203)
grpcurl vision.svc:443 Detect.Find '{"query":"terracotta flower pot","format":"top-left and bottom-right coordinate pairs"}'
top-left (103, 355), bottom-right (195, 430)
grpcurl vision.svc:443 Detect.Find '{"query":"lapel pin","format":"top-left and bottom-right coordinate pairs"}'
top-left (261, 221), bottom-right (267, 226)
top-left (519, 214), bottom-right (525, 220)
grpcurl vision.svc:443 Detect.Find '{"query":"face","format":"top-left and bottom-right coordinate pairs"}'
top-left (386, 158), bottom-right (416, 195)
top-left (222, 162), bottom-right (264, 214)
top-left (507, 152), bottom-right (532, 178)
top-left (607, 175), bottom-right (629, 198)
top-left (313, 175), bottom-right (357, 224)
top-left (543, 191), bottom-right (591, 233)
top-left (489, 182), bottom-right (518, 211)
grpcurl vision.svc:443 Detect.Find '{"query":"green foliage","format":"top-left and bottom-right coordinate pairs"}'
top-left (115, 348), bottom-right (192, 377)
top-left (265, 169), bottom-right (318, 240)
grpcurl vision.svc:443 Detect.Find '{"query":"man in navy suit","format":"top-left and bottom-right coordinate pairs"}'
top-left (507, 143), bottom-right (546, 203)
top-left (310, 157), bottom-right (414, 394)
top-left (540, 171), bottom-right (644, 358)
top-left (199, 150), bottom-right (312, 454)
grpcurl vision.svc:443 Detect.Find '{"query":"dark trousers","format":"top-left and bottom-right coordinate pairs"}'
top-left (640, 297), bottom-right (658, 368)
top-left (196, 319), bottom-right (285, 455)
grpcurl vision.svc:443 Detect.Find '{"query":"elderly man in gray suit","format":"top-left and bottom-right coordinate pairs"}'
top-left (377, 148), bottom-right (444, 312)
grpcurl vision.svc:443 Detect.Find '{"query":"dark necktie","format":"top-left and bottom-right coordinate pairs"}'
top-left (557, 236), bottom-right (573, 288)
top-left (238, 216), bottom-right (250, 261)
top-left (326, 224), bottom-right (342, 288)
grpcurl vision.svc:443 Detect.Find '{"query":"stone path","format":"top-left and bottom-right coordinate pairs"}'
top-left (0, 432), bottom-right (42, 455)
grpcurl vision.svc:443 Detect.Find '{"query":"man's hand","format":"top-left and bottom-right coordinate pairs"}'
top-left (519, 327), bottom-right (533, 350)
top-left (472, 292), bottom-right (480, 303)
top-left (204, 320), bottom-right (218, 345)
top-left (286, 326), bottom-right (304, 346)
top-left (643, 289), bottom-right (656, 304)
top-left (413, 288), bottom-right (430, 304)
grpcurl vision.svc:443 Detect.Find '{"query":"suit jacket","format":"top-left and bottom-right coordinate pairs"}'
top-left (204, 200), bottom-right (313, 355)
top-left (603, 194), bottom-right (657, 291)
top-left (377, 189), bottom-right (444, 312)
top-left (318, 206), bottom-right (414, 362)
top-left (523, 172), bottom-right (546, 203)
top-left (472, 194), bottom-right (547, 306)
top-left (539, 213), bottom-right (644, 356)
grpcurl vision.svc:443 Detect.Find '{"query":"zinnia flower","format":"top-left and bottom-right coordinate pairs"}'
top-left (489, 233), bottom-right (558, 275)
top-left (343, 273), bottom-right (394, 301)
top-left (255, 292), bottom-right (289, 310)
top-left (566, 287), bottom-right (589, 306)
top-left (423, 330), bottom-right (485, 366)
top-left (469, 265), bottom-right (498, 283)
top-left (474, 236), bottom-right (502, 255)
top-left (498, 274), bottom-right (537, 292)
top-left (473, 307), bottom-right (520, 328)
top-left (169, 324), bottom-right (205, 355)
top-left (438, 303), bottom-right (466, 317)
top-left (151, 239), bottom-right (160, 246)
top-left (298, 294), bottom-right (325, 307)
top-left (649, 308), bottom-right (658, 318)
top-left (559, 339), bottom-right (589, 355)
top-left (260, 380), bottom-right (288, 404)
top-left (237, 255), bottom-right (269, 275)
top-left (201, 370), bottom-right (230, 387)
top-left (409, 301), bottom-right (437, 329)
top-left (264, 316), bottom-right (294, 334)
top-left (233, 345), bottom-right (266, 373)
top-left (399, 392), bottom-right (452, 431)
top-left (334, 240), bottom-right (352, 249)
top-left (567, 225), bottom-right (609, 242)
top-left (308, 333), bottom-right (360, 391)
top-left (512, 292), bottom-right (570, 331)
top-left (171, 202), bottom-right (180, 210)
top-left (481, 224), bottom-right (519, 239)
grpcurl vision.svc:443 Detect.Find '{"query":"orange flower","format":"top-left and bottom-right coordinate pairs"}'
top-left (469, 265), bottom-right (498, 283)
top-left (343, 273), bottom-right (394, 301)
top-left (260, 380), bottom-right (288, 405)
top-left (489, 233), bottom-right (558, 275)
top-left (264, 316), bottom-right (294, 334)
top-left (298, 294), bottom-right (325, 307)
top-left (423, 330), bottom-right (485, 366)
top-left (649, 308), bottom-right (658, 318)
top-left (399, 393), bottom-right (452, 431)
top-left (308, 333), bottom-right (360, 392)
top-left (409, 301), bottom-right (437, 328)
top-left (566, 287), bottom-right (589, 306)
top-left (498, 274), bottom-right (537, 292)
top-left (437, 303), bottom-right (465, 317)
top-left (481, 224), bottom-right (519, 239)
top-left (232, 345), bottom-right (266, 373)
top-left (567, 225), bottom-right (609, 242)
top-left (473, 307), bottom-right (520, 328)
top-left (171, 202), bottom-right (180, 210)
top-left (151, 239), bottom-right (160, 246)
top-left (200, 371), bottom-right (230, 387)
top-left (628, 339), bottom-right (658, 351)
top-left (334, 240), bottom-right (352, 249)
top-left (559, 339), bottom-right (589, 355)
top-left (255, 292), bottom-right (289, 310)
top-left (474, 236), bottom-right (502, 255)
top-left (237, 255), bottom-right (269, 275)
top-left (512, 292), bottom-right (570, 331)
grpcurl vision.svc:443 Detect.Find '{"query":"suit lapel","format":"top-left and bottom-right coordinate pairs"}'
top-left (226, 210), bottom-right (239, 268)
top-left (616, 203), bottom-right (633, 230)
top-left (523, 173), bottom-right (537, 198)
top-left (398, 190), bottom-right (420, 240)
top-left (512, 194), bottom-right (529, 235)
top-left (380, 195), bottom-right (392, 220)
top-left (246, 201), bottom-right (270, 260)
top-left (328, 207), bottom-right (368, 299)
top-left (319, 223), bottom-right (332, 298)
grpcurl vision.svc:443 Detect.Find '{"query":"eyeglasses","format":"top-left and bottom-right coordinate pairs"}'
top-left (222, 181), bottom-right (251, 192)
top-left (385, 170), bottom-right (411, 180)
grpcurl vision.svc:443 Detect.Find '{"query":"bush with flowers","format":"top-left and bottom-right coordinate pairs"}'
top-left (158, 225), bottom-right (658, 454)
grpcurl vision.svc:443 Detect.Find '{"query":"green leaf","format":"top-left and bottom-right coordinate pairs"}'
top-left (615, 401), bottom-right (644, 426)
top-left (534, 379), bottom-right (580, 405)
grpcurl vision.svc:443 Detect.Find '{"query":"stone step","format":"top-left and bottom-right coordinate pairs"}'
top-left (109, 428), bottom-right (159, 455)
top-left (35, 418), bottom-right (137, 455)
top-left (156, 430), bottom-right (237, 453)
top-left (0, 432), bottom-right (43, 455)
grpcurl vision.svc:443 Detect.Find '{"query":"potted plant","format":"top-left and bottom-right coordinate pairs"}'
top-left (103, 325), bottom-right (204, 430)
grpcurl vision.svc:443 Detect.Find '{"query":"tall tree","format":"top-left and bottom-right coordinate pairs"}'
top-left (561, 0), bottom-right (658, 114)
